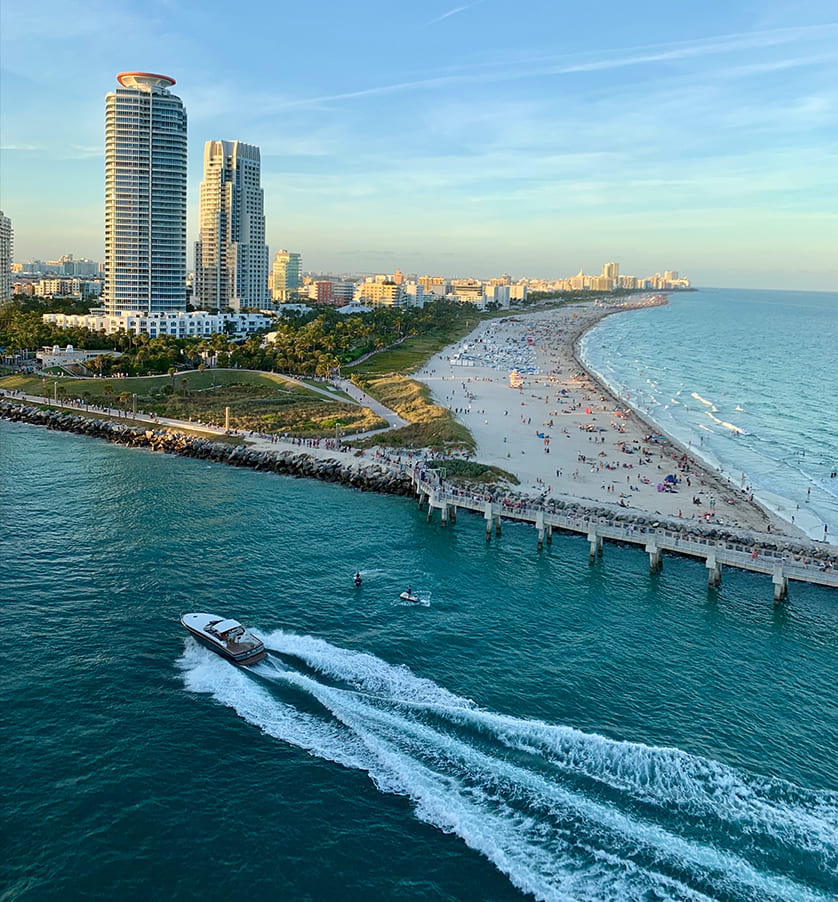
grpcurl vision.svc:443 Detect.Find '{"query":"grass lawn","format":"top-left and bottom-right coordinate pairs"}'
top-left (346, 327), bottom-right (487, 378)
top-left (0, 370), bottom-right (387, 437)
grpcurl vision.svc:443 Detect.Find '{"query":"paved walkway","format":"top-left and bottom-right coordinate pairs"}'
top-left (1, 387), bottom-right (407, 457)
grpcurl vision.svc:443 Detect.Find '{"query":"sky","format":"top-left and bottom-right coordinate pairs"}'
top-left (1, 1), bottom-right (837, 289)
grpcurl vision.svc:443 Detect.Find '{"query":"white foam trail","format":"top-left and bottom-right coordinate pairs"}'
top-left (177, 634), bottom-right (838, 902)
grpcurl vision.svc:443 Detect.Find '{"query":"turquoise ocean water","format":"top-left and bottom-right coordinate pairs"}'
top-left (2, 288), bottom-right (838, 901)
top-left (580, 288), bottom-right (838, 540)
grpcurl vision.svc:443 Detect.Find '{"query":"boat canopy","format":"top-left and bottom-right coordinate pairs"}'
top-left (212, 618), bottom-right (243, 635)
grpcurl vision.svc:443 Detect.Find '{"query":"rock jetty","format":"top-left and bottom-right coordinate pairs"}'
top-left (0, 402), bottom-right (414, 496)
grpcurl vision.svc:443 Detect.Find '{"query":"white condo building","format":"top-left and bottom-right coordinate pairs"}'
top-left (195, 140), bottom-right (268, 311)
top-left (104, 72), bottom-right (187, 316)
top-left (0, 211), bottom-right (12, 301)
top-left (42, 309), bottom-right (270, 340)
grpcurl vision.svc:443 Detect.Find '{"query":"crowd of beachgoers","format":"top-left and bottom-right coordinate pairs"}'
top-left (413, 299), bottom-right (799, 537)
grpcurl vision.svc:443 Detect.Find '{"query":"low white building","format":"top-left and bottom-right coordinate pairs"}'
top-left (36, 344), bottom-right (122, 369)
top-left (42, 309), bottom-right (271, 339)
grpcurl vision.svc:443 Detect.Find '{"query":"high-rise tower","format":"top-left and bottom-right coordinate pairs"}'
top-left (271, 250), bottom-right (302, 302)
top-left (0, 211), bottom-right (12, 302)
top-left (195, 140), bottom-right (268, 311)
top-left (104, 72), bottom-right (187, 315)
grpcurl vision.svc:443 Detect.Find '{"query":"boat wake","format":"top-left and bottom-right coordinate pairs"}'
top-left (177, 632), bottom-right (838, 902)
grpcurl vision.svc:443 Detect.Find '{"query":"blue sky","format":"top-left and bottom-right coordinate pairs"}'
top-left (1, 0), bottom-right (837, 288)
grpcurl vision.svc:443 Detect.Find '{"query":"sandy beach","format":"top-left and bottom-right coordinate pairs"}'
top-left (414, 299), bottom-right (801, 536)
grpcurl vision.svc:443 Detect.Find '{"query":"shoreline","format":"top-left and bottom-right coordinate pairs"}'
top-left (568, 300), bottom-right (827, 541)
top-left (568, 303), bottom-right (786, 529)
top-left (0, 296), bottom-right (829, 552)
top-left (413, 297), bottom-right (806, 538)
top-left (1, 398), bottom-right (835, 568)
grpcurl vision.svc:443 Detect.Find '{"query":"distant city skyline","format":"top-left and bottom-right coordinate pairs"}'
top-left (2, 2), bottom-right (837, 290)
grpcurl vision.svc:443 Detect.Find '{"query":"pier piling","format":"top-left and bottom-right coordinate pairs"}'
top-left (645, 539), bottom-right (663, 573)
top-left (587, 525), bottom-right (602, 562)
top-left (536, 511), bottom-right (545, 549)
top-left (773, 564), bottom-right (788, 604)
top-left (706, 551), bottom-right (722, 588)
top-left (406, 473), bottom-right (837, 601)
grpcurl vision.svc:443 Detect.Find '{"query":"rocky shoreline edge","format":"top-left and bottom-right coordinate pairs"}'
top-left (3, 399), bottom-right (835, 565)
top-left (0, 401), bottom-right (415, 496)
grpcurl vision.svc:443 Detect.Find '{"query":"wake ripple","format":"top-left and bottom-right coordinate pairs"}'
top-left (178, 632), bottom-right (838, 902)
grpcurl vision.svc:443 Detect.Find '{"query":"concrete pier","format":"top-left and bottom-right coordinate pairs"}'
top-left (410, 474), bottom-right (838, 602)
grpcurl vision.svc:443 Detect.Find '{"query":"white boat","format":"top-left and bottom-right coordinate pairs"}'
top-left (399, 591), bottom-right (421, 604)
top-left (181, 613), bottom-right (266, 666)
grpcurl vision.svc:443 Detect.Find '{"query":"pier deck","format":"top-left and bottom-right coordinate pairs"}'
top-left (413, 476), bottom-right (838, 600)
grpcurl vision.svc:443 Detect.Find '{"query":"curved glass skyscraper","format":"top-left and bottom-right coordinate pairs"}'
top-left (104, 72), bottom-right (187, 315)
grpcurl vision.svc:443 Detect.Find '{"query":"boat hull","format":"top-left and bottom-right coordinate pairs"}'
top-left (181, 614), bottom-right (266, 666)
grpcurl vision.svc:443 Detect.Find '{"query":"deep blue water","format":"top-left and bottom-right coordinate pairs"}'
top-left (580, 288), bottom-right (838, 540)
top-left (2, 416), bottom-right (838, 901)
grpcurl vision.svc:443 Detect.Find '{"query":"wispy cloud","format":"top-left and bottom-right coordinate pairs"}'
top-left (426, 1), bottom-right (484, 26)
top-left (257, 22), bottom-right (838, 112)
